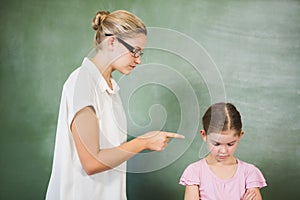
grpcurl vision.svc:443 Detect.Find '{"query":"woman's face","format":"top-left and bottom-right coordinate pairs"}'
top-left (111, 34), bottom-right (146, 75)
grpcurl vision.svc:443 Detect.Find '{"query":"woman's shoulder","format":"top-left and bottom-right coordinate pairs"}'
top-left (60, 70), bottom-right (78, 97)
top-left (63, 58), bottom-right (93, 87)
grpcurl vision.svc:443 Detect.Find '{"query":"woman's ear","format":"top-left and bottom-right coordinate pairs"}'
top-left (200, 129), bottom-right (207, 141)
top-left (105, 36), bottom-right (116, 51)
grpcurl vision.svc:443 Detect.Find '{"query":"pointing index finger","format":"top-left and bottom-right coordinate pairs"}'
top-left (165, 132), bottom-right (185, 139)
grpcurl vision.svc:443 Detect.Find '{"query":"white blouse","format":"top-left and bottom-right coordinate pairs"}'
top-left (46, 58), bottom-right (127, 200)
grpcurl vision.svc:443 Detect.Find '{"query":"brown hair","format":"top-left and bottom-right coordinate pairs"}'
top-left (202, 102), bottom-right (242, 136)
top-left (92, 10), bottom-right (147, 46)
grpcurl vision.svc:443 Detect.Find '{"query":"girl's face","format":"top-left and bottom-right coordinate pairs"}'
top-left (111, 34), bottom-right (146, 75)
top-left (201, 130), bottom-right (243, 163)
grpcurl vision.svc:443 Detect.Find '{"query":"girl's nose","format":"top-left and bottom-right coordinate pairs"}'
top-left (219, 145), bottom-right (227, 153)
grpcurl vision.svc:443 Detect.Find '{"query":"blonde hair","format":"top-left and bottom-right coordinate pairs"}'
top-left (92, 10), bottom-right (147, 46)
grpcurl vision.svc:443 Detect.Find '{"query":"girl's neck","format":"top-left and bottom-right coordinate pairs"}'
top-left (205, 154), bottom-right (237, 166)
top-left (205, 156), bottom-right (238, 180)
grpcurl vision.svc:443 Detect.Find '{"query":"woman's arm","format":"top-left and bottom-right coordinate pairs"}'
top-left (71, 106), bottom-right (184, 175)
top-left (184, 185), bottom-right (200, 200)
top-left (242, 188), bottom-right (262, 200)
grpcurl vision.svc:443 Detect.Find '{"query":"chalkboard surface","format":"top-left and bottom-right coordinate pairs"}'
top-left (0, 0), bottom-right (299, 199)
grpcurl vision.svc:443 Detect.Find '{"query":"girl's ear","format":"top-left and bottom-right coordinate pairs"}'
top-left (238, 130), bottom-right (245, 139)
top-left (200, 129), bottom-right (207, 142)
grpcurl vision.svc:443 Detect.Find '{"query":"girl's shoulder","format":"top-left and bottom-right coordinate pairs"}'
top-left (181, 158), bottom-right (207, 176)
top-left (186, 158), bottom-right (206, 169)
top-left (236, 159), bottom-right (267, 188)
top-left (237, 159), bottom-right (264, 176)
top-left (237, 159), bottom-right (257, 169)
top-left (179, 158), bottom-right (205, 186)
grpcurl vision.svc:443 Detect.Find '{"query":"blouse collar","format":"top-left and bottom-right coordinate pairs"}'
top-left (82, 57), bottom-right (120, 94)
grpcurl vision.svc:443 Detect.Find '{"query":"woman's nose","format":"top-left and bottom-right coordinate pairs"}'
top-left (134, 56), bottom-right (142, 64)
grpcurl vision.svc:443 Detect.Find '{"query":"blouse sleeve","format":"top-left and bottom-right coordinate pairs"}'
top-left (66, 67), bottom-right (96, 128)
top-left (179, 161), bottom-right (201, 186)
top-left (245, 164), bottom-right (267, 189)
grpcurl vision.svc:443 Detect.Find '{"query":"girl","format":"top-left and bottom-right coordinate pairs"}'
top-left (180, 102), bottom-right (267, 200)
top-left (46, 10), bottom-right (184, 200)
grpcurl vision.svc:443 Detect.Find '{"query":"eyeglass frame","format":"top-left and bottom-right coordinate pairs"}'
top-left (105, 34), bottom-right (143, 58)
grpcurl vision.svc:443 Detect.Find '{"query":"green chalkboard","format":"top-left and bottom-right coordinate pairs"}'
top-left (0, 0), bottom-right (299, 199)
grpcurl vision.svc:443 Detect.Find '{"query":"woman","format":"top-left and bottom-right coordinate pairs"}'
top-left (46, 10), bottom-right (184, 200)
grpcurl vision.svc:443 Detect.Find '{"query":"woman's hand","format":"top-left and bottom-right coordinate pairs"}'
top-left (138, 131), bottom-right (185, 151)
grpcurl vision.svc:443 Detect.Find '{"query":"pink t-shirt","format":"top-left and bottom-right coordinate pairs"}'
top-left (179, 158), bottom-right (267, 200)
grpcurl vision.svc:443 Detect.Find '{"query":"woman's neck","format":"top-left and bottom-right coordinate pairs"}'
top-left (90, 55), bottom-right (114, 90)
top-left (102, 69), bottom-right (113, 90)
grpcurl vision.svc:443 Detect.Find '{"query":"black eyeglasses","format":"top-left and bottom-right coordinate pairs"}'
top-left (105, 34), bottom-right (143, 58)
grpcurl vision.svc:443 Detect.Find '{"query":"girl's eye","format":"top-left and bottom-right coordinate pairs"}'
top-left (228, 143), bottom-right (235, 146)
top-left (213, 143), bottom-right (220, 146)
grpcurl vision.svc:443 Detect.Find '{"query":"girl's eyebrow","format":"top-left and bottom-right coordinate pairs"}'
top-left (210, 139), bottom-right (237, 144)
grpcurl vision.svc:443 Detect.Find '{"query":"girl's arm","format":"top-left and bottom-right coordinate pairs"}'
top-left (242, 188), bottom-right (262, 200)
top-left (71, 106), bottom-right (184, 175)
top-left (184, 185), bottom-right (200, 200)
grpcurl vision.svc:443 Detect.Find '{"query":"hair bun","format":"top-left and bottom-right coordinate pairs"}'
top-left (92, 11), bottom-right (110, 30)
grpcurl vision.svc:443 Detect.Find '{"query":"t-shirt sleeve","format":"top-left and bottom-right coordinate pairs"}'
top-left (245, 164), bottom-right (267, 189)
top-left (179, 161), bottom-right (201, 186)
